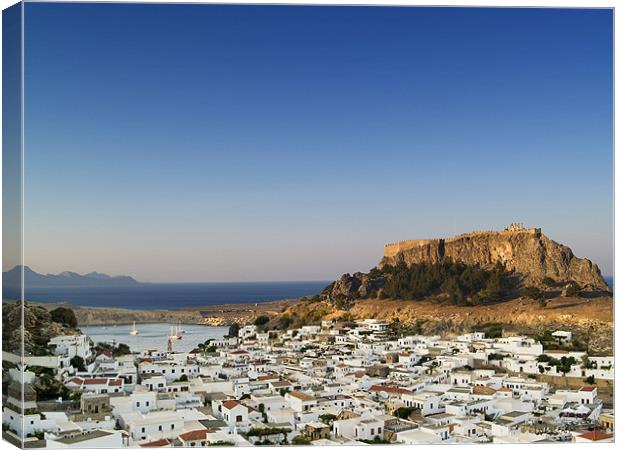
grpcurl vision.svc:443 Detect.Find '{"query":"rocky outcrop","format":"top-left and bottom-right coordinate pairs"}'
top-left (321, 272), bottom-right (386, 304)
top-left (2, 301), bottom-right (78, 354)
top-left (381, 225), bottom-right (609, 291)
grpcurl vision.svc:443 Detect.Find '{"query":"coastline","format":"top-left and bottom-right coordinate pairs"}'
top-left (15, 298), bottom-right (299, 327)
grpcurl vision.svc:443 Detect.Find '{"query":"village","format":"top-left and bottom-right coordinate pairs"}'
top-left (2, 319), bottom-right (615, 447)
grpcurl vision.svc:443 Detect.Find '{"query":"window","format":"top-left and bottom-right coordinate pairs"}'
top-left (171, 424), bottom-right (175, 430)
top-left (137, 402), bottom-right (140, 407)
top-left (159, 426), bottom-right (163, 431)
top-left (236, 415), bottom-right (243, 422)
top-left (146, 401), bottom-right (150, 406)
top-left (142, 427), bottom-right (145, 433)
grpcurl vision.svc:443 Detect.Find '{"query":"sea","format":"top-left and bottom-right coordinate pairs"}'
top-left (81, 322), bottom-right (228, 353)
top-left (6, 281), bottom-right (329, 310)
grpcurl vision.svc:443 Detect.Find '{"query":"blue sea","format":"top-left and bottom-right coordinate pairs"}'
top-left (6, 281), bottom-right (329, 310)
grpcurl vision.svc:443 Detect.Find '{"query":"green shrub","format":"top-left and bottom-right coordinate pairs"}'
top-left (254, 316), bottom-right (270, 327)
top-left (50, 307), bottom-right (78, 328)
top-left (378, 260), bottom-right (513, 304)
top-left (70, 355), bottom-right (86, 372)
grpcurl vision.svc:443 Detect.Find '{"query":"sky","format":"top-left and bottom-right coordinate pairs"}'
top-left (15, 4), bottom-right (613, 282)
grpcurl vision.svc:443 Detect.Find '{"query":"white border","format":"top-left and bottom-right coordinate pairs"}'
top-left (0, 1), bottom-right (616, 449)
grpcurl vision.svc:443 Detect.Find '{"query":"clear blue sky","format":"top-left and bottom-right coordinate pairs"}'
top-left (21, 4), bottom-right (612, 282)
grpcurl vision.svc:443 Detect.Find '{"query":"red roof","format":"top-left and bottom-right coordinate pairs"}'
top-left (369, 385), bottom-right (412, 395)
top-left (189, 348), bottom-right (202, 354)
top-left (109, 379), bottom-right (123, 386)
top-left (473, 386), bottom-right (497, 395)
top-left (67, 377), bottom-right (84, 385)
top-left (222, 400), bottom-right (241, 410)
top-left (83, 378), bottom-right (108, 385)
top-left (179, 429), bottom-right (211, 441)
top-left (578, 430), bottom-right (613, 441)
top-left (139, 438), bottom-right (170, 447)
top-left (579, 386), bottom-right (597, 392)
top-left (345, 371), bottom-right (366, 379)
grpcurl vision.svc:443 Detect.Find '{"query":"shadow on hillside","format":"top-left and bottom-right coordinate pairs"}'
top-left (545, 302), bottom-right (583, 310)
top-left (579, 290), bottom-right (613, 299)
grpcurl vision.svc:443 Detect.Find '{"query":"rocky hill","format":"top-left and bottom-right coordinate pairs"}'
top-left (2, 301), bottom-right (80, 355)
top-left (322, 224), bottom-right (609, 303)
top-left (381, 224), bottom-right (609, 291)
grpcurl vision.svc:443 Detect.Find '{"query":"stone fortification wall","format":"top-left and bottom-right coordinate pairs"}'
top-left (380, 225), bottom-right (608, 291)
top-left (384, 226), bottom-right (541, 258)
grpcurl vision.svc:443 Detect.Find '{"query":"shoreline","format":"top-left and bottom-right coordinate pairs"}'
top-left (14, 298), bottom-right (299, 327)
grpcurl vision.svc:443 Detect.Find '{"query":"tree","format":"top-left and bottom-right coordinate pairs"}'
top-left (254, 316), bottom-right (270, 327)
top-left (522, 286), bottom-right (543, 301)
top-left (50, 307), bottom-right (78, 328)
top-left (227, 323), bottom-right (240, 338)
top-left (292, 436), bottom-right (311, 445)
top-left (319, 413), bottom-right (337, 426)
top-left (565, 282), bottom-right (581, 297)
top-left (585, 375), bottom-right (595, 385)
top-left (395, 407), bottom-right (419, 419)
top-left (70, 355), bottom-right (86, 372)
top-left (178, 374), bottom-right (188, 382)
top-left (113, 343), bottom-right (131, 356)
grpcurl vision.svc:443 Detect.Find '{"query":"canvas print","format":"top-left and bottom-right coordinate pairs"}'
top-left (1, 2), bottom-right (614, 448)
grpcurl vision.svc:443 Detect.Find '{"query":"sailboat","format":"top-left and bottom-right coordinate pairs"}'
top-left (177, 320), bottom-right (186, 335)
top-left (168, 326), bottom-right (180, 340)
top-left (130, 321), bottom-right (139, 336)
top-left (175, 323), bottom-right (183, 340)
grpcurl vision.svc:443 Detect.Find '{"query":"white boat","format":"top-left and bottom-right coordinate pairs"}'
top-left (175, 323), bottom-right (183, 340)
top-left (168, 326), bottom-right (179, 340)
top-left (130, 321), bottom-right (139, 336)
top-left (177, 320), bottom-right (186, 334)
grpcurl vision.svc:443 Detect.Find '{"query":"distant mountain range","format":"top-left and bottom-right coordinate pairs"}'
top-left (2, 266), bottom-right (141, 288)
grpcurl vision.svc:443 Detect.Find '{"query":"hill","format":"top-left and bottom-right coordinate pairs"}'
top-left (382, 223), bottom-right (609, 291)
top-left (321, 224), bottom-right (610, 306)
top-left (269, 224), bottom-right (612, 352)
top-left (2, 265), bottom-right (140, 288)
top-left (271, 295), bottom-right (613, 355)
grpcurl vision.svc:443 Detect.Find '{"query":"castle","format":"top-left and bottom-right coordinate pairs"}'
top-left (384, 224), bottom-right (542, 258)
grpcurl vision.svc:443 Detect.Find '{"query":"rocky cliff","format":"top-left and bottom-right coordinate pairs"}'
top-left (2, 301), bottom-right (79, 355)
top-left (381, 225), bottom-right (609, 291)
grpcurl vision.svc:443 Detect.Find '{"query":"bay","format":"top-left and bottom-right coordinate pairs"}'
top-left (81, 322), bottom-right (228, 353)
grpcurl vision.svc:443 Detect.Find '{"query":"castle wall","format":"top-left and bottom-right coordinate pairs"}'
top-left (384, 239), bottom-right (437, 258)
top-left (384, 228), bottom-right (541, 258)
